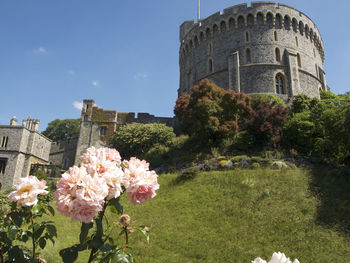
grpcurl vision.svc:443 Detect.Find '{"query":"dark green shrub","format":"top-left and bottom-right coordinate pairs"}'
top-left (175, 168), bottom-right (200, 183)
top-left (109, 123), bottom-right (175, 159)
top-left (144, 144), bottom-right (170, 168)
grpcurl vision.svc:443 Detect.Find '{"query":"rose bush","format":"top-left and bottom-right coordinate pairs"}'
top-left (252, 252), bottom-right (300, 263)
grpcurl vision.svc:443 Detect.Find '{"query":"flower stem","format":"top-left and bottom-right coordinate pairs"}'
top-left (31, 211), bottom-right (36, 262)
top-left (124, 227), bottom-right (129, 248)
top-left (87, 202), bottom-right (108, 263)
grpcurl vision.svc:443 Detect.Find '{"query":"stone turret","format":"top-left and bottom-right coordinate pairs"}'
top-left (179, 2), bottom-right (326, 101)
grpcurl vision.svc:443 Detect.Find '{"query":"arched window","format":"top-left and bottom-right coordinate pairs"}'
top-left (274, 31), bottom-right (278, 41)
top-left (229, 18), bottom-right (235, 30)
top-left (206, 28), bottom-right (211, 39)
top-left (299, 21), bottom-right (304, 35)
top-left (257, 13), bottom-right (264, 26)
top-left (275, 48), bottom-right (281, 62)
top-left (275, 14), bottom-right (282, 29)
top-left (238, 16), bottom-right (245, 28)
top-left (284, 15), bottom-right (290, 30)
top-left (245, 48), bottom-right (251, 64)
top-left (220, 21), bottom-right (226, 33)
top-left (275, 73), bottom-right (285, 94)
top-left (292, 18), bottom-right (298, 32)
top-left (194, 36), bottom-right (199, 47)
top-left (247, 14), bottom-right (254, 27)
top-left (266, 13), bottom-right (273, 27)
top-left (213, 24), bottom-right (219, 36)
top-left (208, 59), bottom-right (213, 73)
top-left (295, 36), bottom-right (299, 47)
top-left (297, 53), bottom-right (302, 67)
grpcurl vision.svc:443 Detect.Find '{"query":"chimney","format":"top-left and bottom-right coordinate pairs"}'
top-left (10, 116), bottom-right (17, 126)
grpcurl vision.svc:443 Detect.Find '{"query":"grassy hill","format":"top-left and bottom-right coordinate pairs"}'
top-left (42, 168), bottom-right (350, 262)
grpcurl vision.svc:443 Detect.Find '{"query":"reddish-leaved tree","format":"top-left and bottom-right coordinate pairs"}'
top-left (174, 79), bottom-right (251, 145)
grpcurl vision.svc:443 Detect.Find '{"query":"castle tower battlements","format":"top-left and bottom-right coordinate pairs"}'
top-left (179, 2), bottom-right (326, 100)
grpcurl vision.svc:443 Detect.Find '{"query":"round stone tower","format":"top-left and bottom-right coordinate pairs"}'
top-left (179, 2), bottom-right (326, 101)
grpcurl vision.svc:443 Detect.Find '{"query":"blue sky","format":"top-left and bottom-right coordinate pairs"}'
top-left (0, 0), bottom-right (349, 131)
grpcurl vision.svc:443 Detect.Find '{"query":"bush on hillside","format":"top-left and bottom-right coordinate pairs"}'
top-left (250, 93), bottom-right (286, 109)
top-left (174, 79), bottom-right (251, 146)
top-left (109, 123), bottom-right (175, 159)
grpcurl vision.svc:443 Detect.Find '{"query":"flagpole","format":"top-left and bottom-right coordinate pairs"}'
top-left (198, 0), bottom-right (200, 22)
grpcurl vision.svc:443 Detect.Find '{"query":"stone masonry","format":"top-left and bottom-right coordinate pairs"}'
top-left (0, 117), bottom-right (51, 187)
top-left (179, 2), bottom-right (327, 101)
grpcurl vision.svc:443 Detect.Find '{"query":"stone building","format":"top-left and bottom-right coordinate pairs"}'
top-left (0, 117), bottom-right (51, 187)
top-left (179, 2), bottom-right (327, 101)
top-left (74, 99), bottom-right (175, 164)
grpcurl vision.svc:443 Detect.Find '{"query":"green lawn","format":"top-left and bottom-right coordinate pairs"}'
top-left (40, 168), bottom-right (350, 262)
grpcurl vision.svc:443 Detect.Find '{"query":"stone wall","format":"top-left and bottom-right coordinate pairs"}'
top-left (49, 138), bottom-right (78, 169)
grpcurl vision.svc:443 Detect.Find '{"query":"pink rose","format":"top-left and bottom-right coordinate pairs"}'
top-left (8, 176), bottom-right (48, 207)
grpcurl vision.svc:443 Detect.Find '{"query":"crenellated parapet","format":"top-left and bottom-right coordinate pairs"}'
top-left (180, 2), bottom-right (324, 62)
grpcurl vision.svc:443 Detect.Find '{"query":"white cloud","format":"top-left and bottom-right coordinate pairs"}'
top-left (67, 70), bottom-right (76, 76)
top-left (73, 101), bottom-right (83, 110)
top-left (91, 80), bottom-right (99, 87)
top-left (133, 73), bottom-right (148, 80)
top-left (33, 47), bottom-right (47, 54)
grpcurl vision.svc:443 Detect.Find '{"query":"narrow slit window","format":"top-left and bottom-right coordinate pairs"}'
top-left (295, 36), bottom-right (299, 47)
top-left (245, 31), bottom-right (250, 42)
top-left (208, 59), bottom-right (213, 73)
top-left (274, 31), bottom-right (278, 41)
top-left (297, 53), bottom-right (302, 67)
top-left (0, 158), bottom-right (7, 174)
top-left (246, 48), bottom-right (251, 64)
top-left (100, 127), bottom-right (107, 136)
top-left (275, 48), bottom-right (281, 62)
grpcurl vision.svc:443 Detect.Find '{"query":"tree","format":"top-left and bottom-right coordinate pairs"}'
top-left (245, 101), bottom-right (289, 147)
top-left (174, 79), bottom-right (251, 145)
top-left (291, 94), bottom-right (319, 114)
top-left (109, 123), bottom-right (175, 159)
top-left (42, 119), bottom-right (80, 142)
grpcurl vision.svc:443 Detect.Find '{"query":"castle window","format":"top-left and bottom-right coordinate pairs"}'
top-left (292, 18), bottom-right (298, 32)
top-left (313, 48), bottom-right (316, 57)
top-left (274, 31), bottom-right (278, 41)
top-left (84, 115), bottom-right (88, 122)
top-left (266, 13), bottom-right (273, 28)
top-left (220, 21), bottom-right (226, 33)
top-left (315, 64), bottom-right (318, 77)
top-left (208, 59), bottom-right (213, 73)
top-left (247, 14), bottom-right (254, 27)
top-left (100, 127), bottom-right (107, 136)
top-left (295, 36), bottom-right (299, 47)
top-left (0, 158), bottom-right (7, 174)
top-left (1, 136), bottom-right (8, 148)
top-left (275, 48), bottom-right (281, 62)
top-left (275, 14), bottom-right (282, 29)
top-left (207, 43), bottom-right (213, 55)
top-left (297, 53), bottom-right (302, 67)
top-left (206, 28), bottom-right (211, 39)
top-left (213, 24), bottom-right (219, 36)
top-left (245, 31), bottom-right (250, 42)
top-left (299, 21), bottom-right (304, 35)
top-left (284, 15), bottom-right (290, 30)
top-left (275, 73), bottom-right (285, 94)
top-left (238, 15), bottom-right (245, 28)
top-left (245, 48), bottom-right (251, 64)
top-left (229, 18), bottom-right (235, 30)
top-left (257, 13), bottom-right (264, 26)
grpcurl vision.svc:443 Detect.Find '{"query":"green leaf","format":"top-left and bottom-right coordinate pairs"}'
top-left (111, 251), bottom-right (134, 263)
top-left (59, 245), bottom-right (79, 263)
top-left (79, 222), bottom-right (93, 245)
top-left (109, 198), bottom-right (123, 214)
top-left (46, 224), bottom-right (57, 237)
top-left (47, 205), bottom-right (55, 216)
top-left (39, 237), bottom-right (46, 249)
top-left (10, 212), bottom-right (23, 227)
top-left (21, 231), bottom-right (29, 242)
top-left (8, 225), bottom-right (18, 240)
top-left (34, 224), bottom-right (45, 239)
top-left (8, 246), bottom-right (25, 262)
top-left (136, 226), bottom-right (150, 243)
top-left (32, 205), bottom-right (40, 215)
